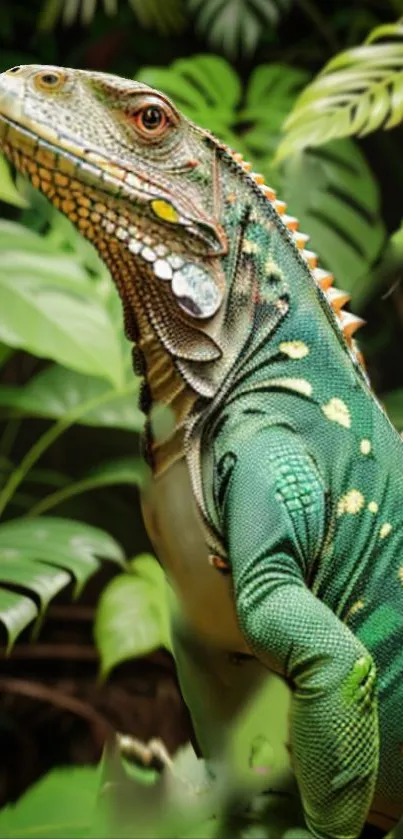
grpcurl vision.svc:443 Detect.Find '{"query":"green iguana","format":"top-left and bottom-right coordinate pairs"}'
top-left (0, 64), bottom-right (402, 839)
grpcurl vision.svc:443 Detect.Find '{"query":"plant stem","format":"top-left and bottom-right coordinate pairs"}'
top-left (0, 383), bottom-right (139, 520)
top-left (0, 417), bottom-right (22, 460)
top-left (29, 477), bottom-right (108, 517)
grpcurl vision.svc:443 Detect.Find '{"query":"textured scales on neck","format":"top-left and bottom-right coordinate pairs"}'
top-left (0, 64), bottom-right (367, 474)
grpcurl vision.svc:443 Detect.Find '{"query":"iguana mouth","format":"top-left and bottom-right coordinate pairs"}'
top-left (0, 111), bottom-right (177, 206)
top-left (0, 98), bottom-right (226, 259)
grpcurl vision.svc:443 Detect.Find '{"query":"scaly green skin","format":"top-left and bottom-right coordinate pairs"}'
top-left (0, 65), bottom-right (402, 839)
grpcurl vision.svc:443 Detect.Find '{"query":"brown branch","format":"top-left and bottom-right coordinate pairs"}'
top-left (0, 676), bottom-right (115, 751)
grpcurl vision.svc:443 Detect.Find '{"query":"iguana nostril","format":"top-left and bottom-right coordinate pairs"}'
top-left (8, 66), bottom-right (21, 73)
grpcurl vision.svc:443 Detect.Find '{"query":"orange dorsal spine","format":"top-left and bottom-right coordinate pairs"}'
top-left (224, 147), bottom-right (365, 368)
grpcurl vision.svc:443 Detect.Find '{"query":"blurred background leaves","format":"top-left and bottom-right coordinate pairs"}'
top-left (0, 0), bottom-right (402, 834)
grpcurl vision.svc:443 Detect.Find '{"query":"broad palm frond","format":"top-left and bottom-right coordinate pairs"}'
top-left (276, 18), bottom-right (403, 161)
top-left (0, 517), bottom-right (125, 649)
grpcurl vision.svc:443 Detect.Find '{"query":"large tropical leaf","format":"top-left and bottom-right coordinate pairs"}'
top-left (0, 155), bottom-right (28, 208)
top-left (282, 139), bottom-right (385, 296)
top-left (276, 18), bottom-right (403, 161)
top-left (187, 0), bottom-right (291, 58)
top-left (0, 364), bottom-right (143, 432)
top-left (0, 517), bottom-right (125, 650)
top-left (0, 764), bottom-right (102, 839)
top-left (94, 554), bottom-right (171, 678)
top-left (0, 220), bottom-right (125, 387)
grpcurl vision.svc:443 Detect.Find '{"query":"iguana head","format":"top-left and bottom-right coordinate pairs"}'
top-left (0, 64), bottom-right (364, 402)
top-left (0, 64), bottom-right (269, 397)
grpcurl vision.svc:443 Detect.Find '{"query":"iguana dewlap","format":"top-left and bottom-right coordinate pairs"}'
top-left (0, 64), bottom-right (402, 838)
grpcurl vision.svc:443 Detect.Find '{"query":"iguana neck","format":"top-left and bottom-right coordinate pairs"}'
top-left (134, 305), bottom-right (198, 475)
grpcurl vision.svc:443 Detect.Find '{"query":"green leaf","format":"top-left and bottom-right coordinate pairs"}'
top-left (0, 559), bottom-right (70, 616)
top-left (0, 238), bottom-right (124, 386)
top-left (0, 588), bottom-right (38, 650)
top-left (187, 0), bottom-right (291, 58)
top-left (0, 364), bottom-right (144, 432)
top-left (0, 517), bottom-right (125, 648)
top-left (276, 18), bottom-right (403, 161)
top-left (0, 764), bottom-right (101, 838)
top-left (0, 156), bottom-right (29, 208)
top-left (95, 553), bottom-right (170, 678)
top-left (0, 342), bottom-right (12, 369)
top-left (29, 457), bottom-right (148, 516)
top-left (281, 139), bottom-right (385, 295)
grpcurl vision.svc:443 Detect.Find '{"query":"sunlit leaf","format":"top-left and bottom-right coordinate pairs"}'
top-left (0, 588), bottom-right (38, 650)
top-left (0, 559), bottom-right (70, 616)
top-left (0, 364), bottom-right (144, 432)
top-left (0, 764), bottom-right (101, 838)
top-left (0, 156), bottom-right (28, 208)
top-left (95, 553), bottom-right (170, 678)
top-left (0, 517), bottom-right (125, 647)
top-left (0, 254), bottom-right (124, 387)
top-left (276, 18), bottom-right (403, 160)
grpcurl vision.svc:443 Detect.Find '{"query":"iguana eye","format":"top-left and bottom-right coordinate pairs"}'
top-left (131, 102), bottom-right (171, 138)
top-left (34, 70), bottom-right (65, 91)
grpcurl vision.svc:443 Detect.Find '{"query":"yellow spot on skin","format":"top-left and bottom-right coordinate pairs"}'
top-left (360, 439), bottom-right (372, 455)
top-left (322, 397), bottom-right (351, 429)
top-left (265, 258), bottom-right (281, 275)
top-left (280, 340), bottom-right (309, 360)
top-left (243, 240), bottom-right (260, 255)
top-left (398, 567), bottom-right (403, 586)
top-left (345, 600), bottom-right (365, 623)
top-left (337, 489), bottom-right (365, 516)
top-left (271, 377), bottom-right (312, 397)
top-left (368, 501), bottom-right (379, 514)
top-left (379, 522), bottom-right (392, 539)
top-left (226, 193), bottom-right (236, 203)
top-left (151, 199), bottom-right (179, 224)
